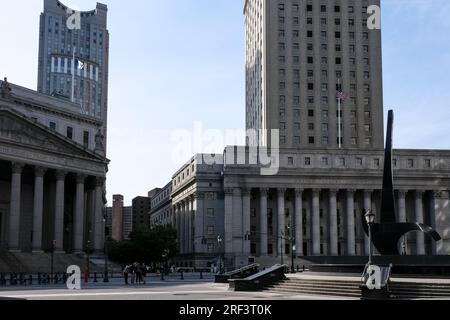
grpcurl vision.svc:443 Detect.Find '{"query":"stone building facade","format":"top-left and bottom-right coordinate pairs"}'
top-left (0, 78), bottom-right (108, 254)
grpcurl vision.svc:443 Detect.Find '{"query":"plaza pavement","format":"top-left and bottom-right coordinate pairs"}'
top-left (0, 274), bottom-right (355, 301)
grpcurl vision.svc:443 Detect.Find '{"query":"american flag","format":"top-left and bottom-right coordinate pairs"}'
top-left (337, 90), bottom-right (348, 102)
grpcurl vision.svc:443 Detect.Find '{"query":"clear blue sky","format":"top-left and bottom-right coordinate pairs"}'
top-left (0, 0), bottom-right (449, 205)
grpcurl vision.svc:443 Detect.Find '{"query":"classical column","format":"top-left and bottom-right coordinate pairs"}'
top-left (415, 190), bottom-right (425, 255)
top-left (232, 188), bottom-right (243, 256)
top-left (180, 201), bottom-right (186, 254)
top-left (224, 189), bottom-right (234, 255)
top-left (346, 189), bottom-right (356, 256)
top-left (432, 191), bottom-right (450, 255)
top-left (32, 167), bottom-right (46, 252)
top-left (259, 188), bottom-right (268, 256)
top-left (311, 189), bottom-right (321, 256)
top-left (186, 197), bottom-right (192, 254)
top-left (363, 190), bottom-right (373, 256)
top-left (54, 170), bottom-right (67, 253)
top-left (194, 193), bottom-right (205, 253)
top-left (93, 177), bottom-right (105, 252)
top-left (328, 189), bottom-right (339, 256)
top-left (294, 189), bottom-right (304, 257)
top-left (398, 191), bottom-right (407, 223)
top-left (175, 204), bottom-right (181, 252)
top-left (8, 163), bottom-right (23, 252)
top-left (73, 174), bottom-right (86, 253)
top-left (277, 188), bottom-right (286, 257)
top-left (242, 188), bottom-right (251, 256)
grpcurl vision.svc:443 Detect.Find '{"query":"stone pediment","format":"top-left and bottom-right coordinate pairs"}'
top-left (0, 108), bottom-right (106, 162)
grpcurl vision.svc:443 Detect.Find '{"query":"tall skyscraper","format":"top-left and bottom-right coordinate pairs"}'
top-left (244, 0), bottom-right (384, 150)
top-left (37, 0), bottom-right (109, 136)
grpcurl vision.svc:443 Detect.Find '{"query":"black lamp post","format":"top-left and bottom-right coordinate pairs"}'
top-left (365, 210), bottom-right (376, 265)
top-left (217, 235), bottom-right (223, 274)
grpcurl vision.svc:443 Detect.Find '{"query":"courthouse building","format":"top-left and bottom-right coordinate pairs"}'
top-left (151, 0), bottom-right (450, 269)
top-left (0, 79), bottom-right (109, 254)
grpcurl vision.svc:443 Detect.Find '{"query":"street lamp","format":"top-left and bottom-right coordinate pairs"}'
top-left (287, 225), bottom-right (295, 274)
top-left (217, 235), bottom-right (224, 274)
top-left (365, 209), bottom-right (376, 265)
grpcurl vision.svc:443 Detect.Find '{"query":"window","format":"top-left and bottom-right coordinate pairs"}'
top-left (336, 57), bottom-right (342, 65)
top-left (308, 123), bottom-right (314, 131)
top-left (293, 109), bottom-right (300, 117)
top-left (364, 71), bottom-right (370, 80)
top-left (83, 131), bottom-right (89, 148)
top-left (207, 208), bottom-right (214, 217)
top-left (307, 30), bottom-right (313, 38)
top-left (308, 110), bottom-right (314, 117)
top-left (334, 6), bottom-right (341, 13)
top-left (280, 122), bottom-right (286, 130)
top-left (305, 157), bottom-right (311, 166)
top-left (321, 57), bottom-right (328, 64)
top-left (365, 124), bottom-right (371, 133)
top-left (321, 31), bottom-right (327, 38)
top-left (308, 137), bottom-right (315, 144)
top-left (66, 126), bottom-right (73, 139)
top-left (322, 157), bottom-right (329, 166)
top-left (307, 70), bottom-right (314, 77)
top-left (49, 121), bottom-right (56, 131)
top-left (294, 136), bottom-right (301, 145)
top-left (335, 31), bottom-right (341, 39)
top-left (335, 18), bottom-right (341, 26)
top-left (294, 96), bottom-right (300, 104)
top-left (207, 226), bottom-right (215, 235)
top-left (365, 111), bottom-right (371, 118)
top-left (293, 30), bottom-right (299, 38)
top-left (307, 43), bottom-right (313, 51)
top-left (425, 159), bottom-right (432, 168)
top-left (365, 138), bottom-right (372, 145)
top-left (321, 5), bottom-right (327, 12)
top-left (335, 44), bottom-right (341, 52)
top-left (350, 138), bottom-right (357, 145)
top-left (279, 29), bottom-right (285, 37)
top-left (306, 4), bottom-right (313, 12)
top-left (374, 159), bottom-right (380, 168)
top-left (279, 56), bottom-right (286, 63)
top-left (321, 18), bottom-right (327, 26)
top-left (308, 57), bottom-right (313, 64)
top-left (279, 109), bottom-right (286, 117)
top-left (321, 124), bottom-right (329, 132)
top-left (356, 158), bottom-right (363, 167)
top-left (339, 157), bottom-right (346, 166)
top-left (321, 44), bottom-right (328, 51)
top-left (408, 159), bottom-right (415, 168)
top-left (308, 96), bottom-right (314, 103)
top-left (288, 157), bottom-right (294, 165)
top-left (278, 42), bottom-right (285, 50)
top-left (279, 69), bottom-right (286, 76)
top-left (308, 83), bottom-right (314, 90)
top-left (348, 6), bottom-right (354, 13)
top-left (294, 122), bottom-right (301, 130)
top-left (307, 17), bottom-right (313, 25)
top-left (322, 110), bottom-right (329, 119)
top-left (363, 32), bottom-right (369, 40)
top-left (349, 19), bottom-right (355, 26)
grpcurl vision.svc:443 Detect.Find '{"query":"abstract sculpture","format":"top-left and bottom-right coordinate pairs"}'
top-left (362, 110), bottom-right (441, 255)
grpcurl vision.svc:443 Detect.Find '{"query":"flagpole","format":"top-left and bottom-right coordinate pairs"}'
top-left (338, 78), bottom-right (342, 149)
top-left (71, 46), bottom-right (75, 103)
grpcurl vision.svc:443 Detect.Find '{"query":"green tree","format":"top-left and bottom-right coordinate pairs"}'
top-left (107, 225), bottom-right (178, 265)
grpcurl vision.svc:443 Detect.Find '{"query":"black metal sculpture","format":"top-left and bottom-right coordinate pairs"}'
top-left (362, 110), bottom-right (441, 255)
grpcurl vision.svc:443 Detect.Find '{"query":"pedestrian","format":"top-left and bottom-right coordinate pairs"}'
top-left (141, 263), bottom-right (147, 284)
top-left (123, 264), bottom-right (130, 285)
top-left (135, 262), bottom-right (142, 285)
top-left (130, 263), bottom-right (135, 285)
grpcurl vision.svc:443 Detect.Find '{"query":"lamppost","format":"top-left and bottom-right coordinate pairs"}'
top-left (50, 239), bottom-right (56, 284)
top-left (279, 234), bottom-right (284, 266)
top-left (287, 225), bottom-right (295, 273)
top-left (217, 235), bottom-right (224, 274)
top-left (365, 210), bottom-right (376, 265)
top-left (86, 239), bottom-right (92, 273)
top-left (103, 217), bottom-right (109, 283)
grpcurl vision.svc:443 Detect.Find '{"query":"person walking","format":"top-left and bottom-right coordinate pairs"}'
top-left (141, 263), bottom-right (147, 284)
top-left (123, 264), bottom-right (130, 285)
top-left (135, 262), bottom-right (142, 285)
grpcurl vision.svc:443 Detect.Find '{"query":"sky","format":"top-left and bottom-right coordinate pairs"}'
top-left (0, 0), bottom-right (449, 205)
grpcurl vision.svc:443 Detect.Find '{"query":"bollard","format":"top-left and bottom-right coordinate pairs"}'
top-left (180, 271), bottom-right (184, 280)
top-left (94, 272), bottom-right (98, 283)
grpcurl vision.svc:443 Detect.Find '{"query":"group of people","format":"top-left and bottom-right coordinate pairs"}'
top-left (122, 262), bottom-right (148, 285)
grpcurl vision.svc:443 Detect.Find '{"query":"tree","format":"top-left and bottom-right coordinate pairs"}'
top-left (107, 225), bottom-right (178, 265)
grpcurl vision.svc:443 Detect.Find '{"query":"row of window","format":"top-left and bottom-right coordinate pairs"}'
top-left (280, 136), bottom-right (372, 146)
top-left (284, 156), bottom-right (432, 169)
top-left (278, 3), bottom-right (368, 15)
top-left (48, 121), bottom-right (90, 147)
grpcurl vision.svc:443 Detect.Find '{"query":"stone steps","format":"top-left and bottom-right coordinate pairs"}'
top-left (265, 277), bottom-right (450, 299)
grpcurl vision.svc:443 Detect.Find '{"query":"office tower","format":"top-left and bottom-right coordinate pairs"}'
top-left (244, 0), bottom-right (383, 149)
